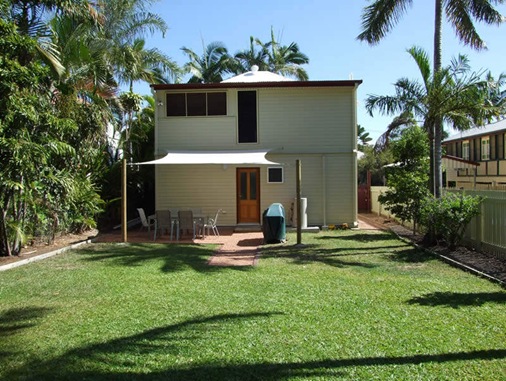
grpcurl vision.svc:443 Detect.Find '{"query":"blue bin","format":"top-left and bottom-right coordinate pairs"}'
top-left (262, 203), bottom-right (286, 244)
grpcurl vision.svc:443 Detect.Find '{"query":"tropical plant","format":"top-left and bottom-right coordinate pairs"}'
top-left (420, 192), bottom-right (484, 249)
top-left (0, 19), bottom-right (101, 255)
top-left (256, 27), bottom-right (309, 80)
top-left (181, 41), bottom-right (234, 83)
top-left (357, 124), bottom-right (373, 149)
top-left (358, 0), bottom-right (505, 198)
top-left (233, 35), bottom-right (270, 73)
top-left (366, 47), bottom-right (503, 194)
top-left (378, 125), bottom-right (431, 233)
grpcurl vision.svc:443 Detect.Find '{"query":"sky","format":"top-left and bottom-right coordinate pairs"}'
top-left (134, 0), bottom-right (506, 143)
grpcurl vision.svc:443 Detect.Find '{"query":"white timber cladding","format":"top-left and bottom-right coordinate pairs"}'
top-left (156, 87), bottom-right (354, 153)
top-left (153, 84), bottom-right (358, 226)
top-left (154, 153), bottom-right (357, 227)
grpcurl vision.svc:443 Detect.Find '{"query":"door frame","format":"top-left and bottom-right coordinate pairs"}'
top-left (236, 167), bottom-right (261, 223)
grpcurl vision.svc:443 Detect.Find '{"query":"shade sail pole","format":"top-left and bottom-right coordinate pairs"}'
top-left (122, 158), bottom-right (127, 242)
top-left (296, 159), bottom-right (302, 245)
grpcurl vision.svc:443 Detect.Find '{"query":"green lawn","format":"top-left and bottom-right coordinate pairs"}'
top-left (1, 230), bottom-right (505, 380)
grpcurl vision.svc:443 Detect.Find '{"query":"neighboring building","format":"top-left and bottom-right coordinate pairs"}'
top-left (148, 67), bottom-right (362, 228)
top-left (442, 119), bottom-right (506, 189)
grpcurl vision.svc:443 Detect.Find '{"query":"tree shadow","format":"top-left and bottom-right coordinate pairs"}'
top-left (0, 306), bottom-right (54, 337)
top-left (77, 243), bottom-right (248, 274)
top-left (4, 308), bottom-right (506, 381)
top-left (387, 247), bottom-right (436, 263)
top-left (407, 291), bottom-right (506, 308)
top-left (260, 244), bottom-right (386, 269)
top-left (318, 232), bottom-right (399, 242)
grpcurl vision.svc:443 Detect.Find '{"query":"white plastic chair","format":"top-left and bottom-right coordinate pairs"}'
top-left (202, 209), bottom-right (222, 237)
top-left (137, 208), bottom-right (155, 232)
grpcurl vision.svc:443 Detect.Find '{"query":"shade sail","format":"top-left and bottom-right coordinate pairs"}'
top-left (133, 150), bottom-right (279, 165)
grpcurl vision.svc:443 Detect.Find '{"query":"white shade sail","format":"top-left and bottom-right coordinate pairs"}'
top-left (133, 150), bottom-right (280, 165)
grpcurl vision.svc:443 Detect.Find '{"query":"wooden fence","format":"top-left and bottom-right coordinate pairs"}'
top-left (370, 186), bottom-right (506, 259)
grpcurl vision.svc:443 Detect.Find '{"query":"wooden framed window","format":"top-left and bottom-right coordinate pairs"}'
top-left (462, 141), bottom-right (470, 160)
top-left (481, 137), bottom-right (490, 160)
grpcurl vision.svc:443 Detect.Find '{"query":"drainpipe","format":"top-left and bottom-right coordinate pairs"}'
top-left (322, 155), bottom-right (327, 228)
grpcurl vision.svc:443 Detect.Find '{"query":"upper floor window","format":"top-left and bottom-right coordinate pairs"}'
top-left (166, 92), bottom-right (226, 117)
top-left (462, 141), bottom-right (470, 160)
top-left (481, 137), bottom-right (490, 160)
top-left (238, 90), bottom-right (257, 143)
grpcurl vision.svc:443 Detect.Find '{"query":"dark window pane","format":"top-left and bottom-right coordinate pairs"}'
top-left (268, 168), bottom-right (283, 183)
top-left (250, 172), bottom-right (257, 200)
top-left (187, 93), bottom-right (206, 116)
top-left (238, 91), bottom-right (257, 143)
top-left (208, 92), bottom-right (227, 115)
top-left (166, 93), bottom-right (185, 116)
top-left (240, 172), bottom-right (247, 200)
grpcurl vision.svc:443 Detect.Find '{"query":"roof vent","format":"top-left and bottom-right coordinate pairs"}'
top-left (251, 65), bottom-right (259, 73)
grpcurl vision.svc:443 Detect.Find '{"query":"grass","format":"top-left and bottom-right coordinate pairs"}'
top-left (0, 230), bottom-right (505, 380)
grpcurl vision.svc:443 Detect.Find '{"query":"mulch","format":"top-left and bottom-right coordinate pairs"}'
top-left (359, 213), bottom-right (506, 286)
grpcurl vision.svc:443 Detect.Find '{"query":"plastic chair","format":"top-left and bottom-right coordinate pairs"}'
top-left (202, 209), bottom-right (222, 237)
top-left (177, 210), bottom-right (196, 240)
top-left (137, 208), bottom-right (155, 232)
top-left (154, 210), bottom-right (174, 241)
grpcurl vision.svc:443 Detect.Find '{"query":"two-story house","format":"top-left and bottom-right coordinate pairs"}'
top-left (148, 67), bottom-right (362, 228)
top-left (442, 119), bottom-right (506, 189)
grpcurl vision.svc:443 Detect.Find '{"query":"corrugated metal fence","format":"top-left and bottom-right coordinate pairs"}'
top-left (370, 186), bottom-right (506, 259)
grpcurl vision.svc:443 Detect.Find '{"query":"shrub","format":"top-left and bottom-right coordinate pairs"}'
top-left (420, 193), bottom-right (484, 249)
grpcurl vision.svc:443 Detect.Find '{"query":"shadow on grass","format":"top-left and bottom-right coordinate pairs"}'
top-left (387, 247), bottom-right (435, 263)
top-left (77, 243), bottom-right (252, 273)
top-left (4, 308), bottom-right (506, 381)
top-left (317, 232), bottom-right (398, 242)
top-left (407, 291), bottom-right (506, 308)
top-left (260, 244), bottom-right (395, 269)
top-left (0, 306), bottom-right (54, 337)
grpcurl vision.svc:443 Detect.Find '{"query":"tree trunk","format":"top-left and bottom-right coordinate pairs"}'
top-left (433, 0), bottom-right (443, 198)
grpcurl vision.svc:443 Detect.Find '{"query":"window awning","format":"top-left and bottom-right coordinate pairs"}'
top-left (133, 150), bottom-right (279, 165)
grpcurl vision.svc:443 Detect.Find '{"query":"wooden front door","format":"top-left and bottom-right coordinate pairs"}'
top-left (237, 168), bottom-right (260, 223)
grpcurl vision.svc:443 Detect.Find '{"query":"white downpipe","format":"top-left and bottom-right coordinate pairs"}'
top-left (322, 155), bottom-right (327, 227)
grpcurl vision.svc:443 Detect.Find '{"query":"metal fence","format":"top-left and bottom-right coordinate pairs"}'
top-left (370, 186), bottom-right (506, 259)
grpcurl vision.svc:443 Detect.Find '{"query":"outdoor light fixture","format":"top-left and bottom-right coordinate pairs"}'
top-left (157, 100), bottom-right (164, 106)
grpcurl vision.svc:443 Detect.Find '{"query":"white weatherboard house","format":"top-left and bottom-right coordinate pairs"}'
top-left (148, 67), bottom-right (362, 228)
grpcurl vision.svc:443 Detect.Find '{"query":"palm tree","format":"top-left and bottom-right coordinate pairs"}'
top-left (257, 28), bottom-right (310, 80)
top-left (115, 38), bottom-right (179, 91)
top-left (233, 36), bottom-right (270, 73)
top-left (181, 41), bottom-right (234, 83)
top-left (357, 124), bottom-right (373, 149)
top-left (358, 0), bottom-right (505, 197)
top-left (366, 47), bottom-right (502, 190)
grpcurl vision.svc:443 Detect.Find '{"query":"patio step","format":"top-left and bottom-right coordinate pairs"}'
top-left (234, 224), bottom-right (262, 232)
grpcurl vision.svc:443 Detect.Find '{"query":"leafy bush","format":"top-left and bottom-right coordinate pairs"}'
top-left (420, 193), bottom-right (484, 249)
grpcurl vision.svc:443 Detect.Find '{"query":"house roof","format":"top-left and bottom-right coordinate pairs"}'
top-left (151, 79), bottom-right (362, 90)
top-left (221, 65), bottom-right (294, 83)
top-left (444, 119), bottom-right (506, 143)
top-left (151, 65), bottom-right (362, 90)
